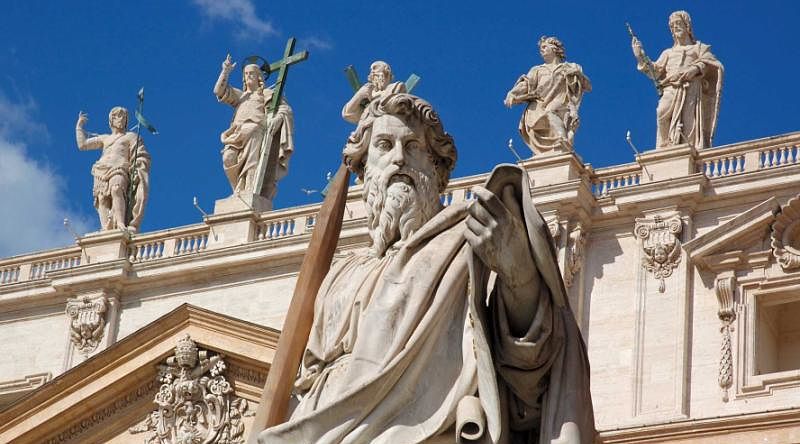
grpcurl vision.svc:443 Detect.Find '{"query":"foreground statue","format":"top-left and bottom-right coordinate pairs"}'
top-left (631, 11), bottom-right (723, 148)
top-left (214, 54), bottom-right (294, 198)
top-left (259, 93), bottom-right (595, 443)
top-left (342, 60), bottom-right (407, 124)
top-left (505, 36), bottom-right (591, 156)
top-left (76, 107), bottom-right (150, 232)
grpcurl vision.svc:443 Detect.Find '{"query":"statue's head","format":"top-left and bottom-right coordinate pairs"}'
top-left (653, 244), bottom-right (668, 264)
top-left (108, 107), bottom-right (128, 131)
top-left (669, 10), bottom-right (695, 45)
top-left (243, 63), bottom-right (265, 92)
top-left (367, 61), bottom-right (393, 91)
top-left (343, 93), bottom-right (456, 256)
top-left (538, 36), bottom-right (565, 63)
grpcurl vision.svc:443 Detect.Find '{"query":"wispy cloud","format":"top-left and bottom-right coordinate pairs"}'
top-left (0, 91), bottom-right (91, 257)
top-left (300, 36), bottom-right (334, 51)
top-left (192, 0), bottom-right (277, 40)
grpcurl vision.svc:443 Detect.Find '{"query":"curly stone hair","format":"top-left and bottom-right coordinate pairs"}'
top-left (343, 93), bottom-right (457, 192)
top-left (539, 36), bottom-right (566, 62)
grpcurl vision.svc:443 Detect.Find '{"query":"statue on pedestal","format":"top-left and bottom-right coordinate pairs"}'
top-left (342, 61), bottom-right (407, 124)
top-left (259, 92), bottom-right (595, 443)
top-left (505, 36), bottom-right (591, 156)
top-left (75, 107), bottom-right (150, 232)
top-left (630, 10), bottom-right (723, 149)
top-left (214, 54), bottom-right (294, 199)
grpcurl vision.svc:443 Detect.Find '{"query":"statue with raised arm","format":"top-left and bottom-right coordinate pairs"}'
top-left (214, 54), bottom-right (294, 199)
top-left (630, 11), bottom-right (723, 149)
top-left (505, 36), bottom-right (591, 156)
top-left (259, 91), bottom-right (595, 443)
top-left (342, 60), bottom-right (407, 124)
top-left (75, 107), bottom-right (150, 232)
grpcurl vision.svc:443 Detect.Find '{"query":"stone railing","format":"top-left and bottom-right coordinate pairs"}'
top-left (590, 162), bottom-right (643, 197)
top-left (698, 132), bottom-right (800, 178)
top-left (0, 247), bottom-right (83, 285)
top-left (128, 226), bottom-right (210, 263)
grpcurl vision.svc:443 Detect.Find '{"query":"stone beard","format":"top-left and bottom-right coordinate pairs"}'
top-left (363, 161), bottom-right (441, 257)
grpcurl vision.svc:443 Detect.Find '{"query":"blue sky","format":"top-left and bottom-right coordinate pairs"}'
top-left (1, 0), bottom-right (798, 256)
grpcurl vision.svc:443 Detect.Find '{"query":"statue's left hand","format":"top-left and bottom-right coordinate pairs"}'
top-left (465, 185), bottom-right (537, 289)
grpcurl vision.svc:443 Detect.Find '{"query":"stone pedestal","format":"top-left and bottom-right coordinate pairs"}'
top-left (521, 151), bottom-right (588, 188)
top-left (213, 193), bottom-right (272, 215)
top-left (638, 143), bottom-right (698, 184)
top-left (78, 229), bottom-right (130, 264)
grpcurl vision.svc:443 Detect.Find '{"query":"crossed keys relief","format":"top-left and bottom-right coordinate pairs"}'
top-left (634, 214), bottom-right (683, 293)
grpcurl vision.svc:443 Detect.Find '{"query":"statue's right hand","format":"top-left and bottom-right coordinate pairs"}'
top-left (631, 37), bottom-right (644, 58)
top-left (77, 111), bottom-right (88, 127)
top-left (222, 54), bottom-right (237, 73)
top-left (503, 93), bottom-right (514, 108)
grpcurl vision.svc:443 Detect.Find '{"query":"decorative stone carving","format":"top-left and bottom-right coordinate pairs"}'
top-left (342, 60), bottom-right (407, 124)
top-left (635, 214), bottom-right (682, 292)
top-left (504, 36), bottom-right (591, 156)
top-left (564, 222), bottom-right (587, 288)
top-left (66, 295), bottom-right (109, 356)
top-left (129, 334), bottom-right (252, 444)
top-left (629, 10), bottom-right (723, 148)
top-left (715, 275), bottom-right (736, 402)
top-left (547, 218), bottom-right (561, 241)
top-left (770, 194), bottom-right (800, 269)
top-left (76, 107), bottom-right (151, 232)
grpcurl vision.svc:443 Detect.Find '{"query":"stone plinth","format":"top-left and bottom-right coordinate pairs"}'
top-left (522, 151), bottom-right (588, 188)
top-left (214, 193), bottom-right (272, 214)
top-left (638, 143), bottom-right (698, 184)
top-left (78, 229), bottom-right (130, 263)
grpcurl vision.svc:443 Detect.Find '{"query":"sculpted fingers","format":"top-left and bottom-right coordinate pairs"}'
top-left (472, 186), bottom-right (507, 220)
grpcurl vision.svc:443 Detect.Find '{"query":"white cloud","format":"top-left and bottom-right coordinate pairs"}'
top-left (192, 0), bottom-right (277, 40)
top-left (300, 36), bottom-right (334, 51)
top-left (0, 93), bottom-right (91, 257)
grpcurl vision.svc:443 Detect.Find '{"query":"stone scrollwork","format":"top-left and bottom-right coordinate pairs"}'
top-left (66, 295), bottom-right (109, 356)
top-left (715, 276), bottom-right (736, 402)
top-left (634, 214), bottom-right (682, 293)
top-left (771, 194), bottom-right (800, 270)
top-left (129, 334), bottom-right (252, 444)
top-left (564, 223), bottom-right (587, 288)
top-left (547, 218), bottom-right (561, 242)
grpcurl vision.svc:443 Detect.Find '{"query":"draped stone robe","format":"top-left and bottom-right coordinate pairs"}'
top-left (259, 166), bottom-right (595, 443)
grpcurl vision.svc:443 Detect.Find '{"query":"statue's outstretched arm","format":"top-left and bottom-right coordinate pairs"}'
top-left (75, 111), bottom-right (103, 151)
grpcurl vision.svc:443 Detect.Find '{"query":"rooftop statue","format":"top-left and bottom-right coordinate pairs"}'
top-left (505, 36), bottom-right (591, 156)
top-left (342, 60), bottom-right (407, 124)
top-left (214, 54), bottom-right (294, 200)
top-left (75, 107), bottom-right (150, 232)
top-left (630, 10), bottom-right (723, 149)
top-left (259, 92), bottom-right (595, 443)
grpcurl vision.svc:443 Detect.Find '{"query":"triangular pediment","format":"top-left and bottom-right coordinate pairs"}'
top-left (683, 197), bottom-right (780, 271)
top-left (0, 304), bottom-right (278, 443)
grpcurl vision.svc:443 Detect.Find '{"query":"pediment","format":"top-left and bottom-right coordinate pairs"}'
top-left (683, 197), bottom-right (780, 272)
top-left (0, 304), bottom-right (278, 443)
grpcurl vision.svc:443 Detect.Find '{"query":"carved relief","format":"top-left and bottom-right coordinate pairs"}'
top-left (715, 276), bottom-right (736, 402)
top-left (635, 214), bottom-right (682, 293)
top-left (130, 334), bottom-right (252, 444)
top-left (66, 295), bottom-right (109, 356)
top-left (547, 218), bottom-right (561, 241)
top-left (564, 223), bottom-right (587, 288)
top-left (771, 194), bottom-right (800, 269)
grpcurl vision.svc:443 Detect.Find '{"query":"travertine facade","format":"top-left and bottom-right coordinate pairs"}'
top-left (2, 132), bottom-right (800, 442)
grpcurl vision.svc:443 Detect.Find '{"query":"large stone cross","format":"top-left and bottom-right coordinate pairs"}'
top-left (253, 38), bottom-right (309, 199)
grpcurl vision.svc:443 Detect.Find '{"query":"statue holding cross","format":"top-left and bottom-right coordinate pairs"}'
top-left (214, 38), bottom-right (308, 207)
top-left (341, 61), bottom-right (421, 124)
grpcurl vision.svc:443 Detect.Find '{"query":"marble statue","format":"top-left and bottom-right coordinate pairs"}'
top-left (214, 54), bottom-right (294, 198)
top-left (76, 107), bottom-right (150, 232)
top-left (342, 60), bottom-right (407, 124)
top-left (259, 92), bottom-right (595, 443)
top-left (631, 10), bottom-right (723, 149)
top-left (505, 36), bottom-right (591, 156)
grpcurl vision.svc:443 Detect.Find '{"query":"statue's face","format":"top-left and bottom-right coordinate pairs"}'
top-left (244, 64), bottom-right (262, 90)
top-left (109, 111), bottom-right (126, 131)
top-left (366, 114), bottom-right (435, 188)
top-left (370, 68), bottom-right (389, 91)
top-left (669, 19), bottom-right (688, 41)
top-left (539, 43), bottom-right (556, 63)
top-left (654, 245), bottom-right (668, 263)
